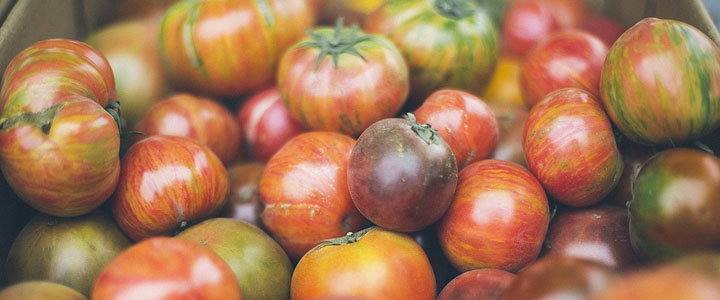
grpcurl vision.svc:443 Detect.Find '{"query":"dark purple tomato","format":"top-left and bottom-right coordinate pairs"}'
top-left (347, 114), bottom-right (458, 232)
top-left (604, 141), bottom-right (655, 207)
top-left (220, 163), bottom-right (264, 226)
top-left (543, 205), bottom-right (636, 270)
top-left (437, 268), bottom-right (516, 300)
top-left (629, 148), bottom-right (720, 262)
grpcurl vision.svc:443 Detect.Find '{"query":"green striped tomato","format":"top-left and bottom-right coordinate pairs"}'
top-left (365, 0), bottom-right (498, 106)
top-left (160, 0), bottom-right (313, 98)
top-left (601, 18), bottom-right (720, 146)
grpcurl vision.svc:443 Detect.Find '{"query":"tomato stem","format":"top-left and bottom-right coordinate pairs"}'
top-left (0, 102), bottom-right (67, 133)
top-left (406, 113), bottom-right (441, 145)
top-left (308, 226), bottom-right (376, 253)
top-left (297, 17), bottom-right (372, 69)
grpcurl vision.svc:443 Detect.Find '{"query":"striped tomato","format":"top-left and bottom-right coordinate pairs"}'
top-left (523, 88), bottom-right (623, 207)
top-left (365, 0), bottom-right (498, 106)
top-left (277, 20), bottom-right (408, 136)
top-left (160, 0), bottom-right (313, 97)
top-left (601, 18), bottom-right (720, 146)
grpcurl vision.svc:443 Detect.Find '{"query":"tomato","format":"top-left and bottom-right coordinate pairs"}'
top-left (365, 0), bottom-right (498, 105)
top-left (220, 163), bottom-right (264, 226)
top-left (582, 16), bottom-right (625, 47)
top-left (438, 159), bottom-right (549, 272)
top-left (317, 0), bottom-right (384, 24)
top-left (0, 281), bottom-right (87, 300)
top-left (160, 0), bottom-right (313, 97)
top-left (601, 18), bottom-right (720, 146)
top-left (92, 237), bottom-right (242, 300)
top-left (348, 115), bottom-right (458, 232)
top-left (238, 87), bottom-right (305, 162)
top-left (594, 265), bottom-right (720, 300)
top-left (489, 102), bottom-right (528, 167)
top-left (629, 148), bottom-right (720, 262)
top-left (277, 21), bottom-right (408, 136)
top-left (538, 0), bottom-right (588, 29)
top-left (520, 30), bottom-right (608, 107)
top-left (291, 227), bottom-right (436, 300)
top-left (604, 141), bottom-right (655, 207)
top-left (523, 88), bottom-right (623, 207)
top-left (503, 0), bottom-right (558, 57)
top-left (177, 218), bottom-right (292, 300)
top-left (482, 56), bottom-right (524, 106)
top-left (135, 93), bottom-right (240, 164)
top-left (502, 255), bottom-right (616, 300)
top-left (259, 132), bottom-right (367, 259)
top-left (6, 212), bottom-right (129, 296)
top-left (543, 205), bottom-right (636, 270)
top-left (437, 268), bottom-right (516, 300)
top-left (415, 89), bottom-right (499, 168)
top-left (112, 135), bottom-right (228, 241)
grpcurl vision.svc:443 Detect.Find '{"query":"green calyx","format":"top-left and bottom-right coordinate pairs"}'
top-left (0, 102), bottom-right (67, 133)
top-left (105, 101), bottom-right (144, 139)
top-left (406, 113), bottom-right (442, 145)
top-left (298, 17), bottom-right (372, 69)
top-left (308, 226), bottom-right (375, 253)
top-left (434, 0), bottom-right (474, 19)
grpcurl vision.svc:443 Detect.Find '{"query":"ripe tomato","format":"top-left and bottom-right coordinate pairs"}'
top-left (594, 265), bottom-right (720, 300)
top-left (259, 132), bottom-right (367, 259)
top-left (437, 268), bottom-right (516, 300)
top-left (601, 18), bottom-right (720, 146)
top-left (520, 30), bottom-right (608, 107)
top-left (365, 0), bottom-right (498, 105)
top-left (523, 88), bottom-right (623, 207)
top-left (415, 89), bottom-right (499, 168)
top-left (438, 159), bottom-right (549, 272)
top-left (278, 21), bottom-right (408, 136)
top-left (220, 163), bottom-right (264, 226)
top-left (538, 0), bottom-right (589, 29)
top-left (291, 227), bottom-right (436, 300)
top-left (503, 0), bottom-right (558, 57)
top-left (582, 16), bottom-right (625, 47)
top-left (0, 281), bottom-right (87, 300)
top-left (160, 0), bottom-right (313, 97)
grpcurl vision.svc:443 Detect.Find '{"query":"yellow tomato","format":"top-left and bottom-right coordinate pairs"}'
top-left (483, 56), bottom-right (525, 106)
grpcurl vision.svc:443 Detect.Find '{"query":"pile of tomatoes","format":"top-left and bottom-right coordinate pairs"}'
top-left (0, 0), bottom-right (719, 299)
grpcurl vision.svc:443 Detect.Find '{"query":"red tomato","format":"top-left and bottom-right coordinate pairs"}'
top-left (437, 268), bottom-right (516, 300)
top-left (582, 16), bottom-right (625, 47)
top-left (259, 132), bottom-right (368, 259)
top-left (0, 281), bottom-right (87, 300)
top-left (520, 30), bottom-right (608, 107)
top-left (503, 0), bottom-right (558, 57)
top-left (415, 89), bottom-right (499, 169)
top-left (238, 87), bottom-right (305, 162)
top-left (291, 227), bottom-right (436, 300)
top-left (523, 88), bottom-right (623, 207)
top-left (594, 265), bottom-right (720, 300)
top-left (92, 237), bottom-right (242, 300)
top-left (112, 135), bottom-right (228, 241)
top-left (438, 159), bottom-right (549, 272)
top-left (538, 0), bottom-right (589, 28)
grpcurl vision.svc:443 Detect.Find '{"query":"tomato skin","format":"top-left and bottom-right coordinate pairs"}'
top-left (259, 132), bottom-right (367, 259)
top-left (277, 27), bottom-right (408, 136)
top-left (520, 30), bottom-right (608, 107)
top-left (503, 1), bottom-right (558, 57)
top-left (594, 265), bottom-right (720, 300)
top-left (629, 148), bottom-right (720, 262)
top-left (415, 89), bottom-right (499, 168)
top-left (220, 163), bottom-right (264, 226)
top-left (438, 159), bottom-right (549, 272)
top-left (523, 88), bottom-right (623, 207)
top-left (538, 0), bottom-right (588, 29)
top-left (92, 237), bottom-right (242, 300)
top-left (291, 227), bottom-right (436, 300)
top-left (238, 87), bottom-right (305, 162)
top-left (0, 281), bottom-right (87, 300)
top-left (489, 102), bottom-right (528, 167)
top-left (365, 0), bottom-right (498, 105)
top-left (160, 0), bottom-right (313, 97)
top-left (437, 268), bottom-right (516, 300)
top-left (582, 16), bottom-right (624, 47)
top-left (601, 18), bottom-right (720, 146)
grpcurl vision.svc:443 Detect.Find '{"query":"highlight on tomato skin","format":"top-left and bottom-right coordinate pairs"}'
top-left (436, 268), bottom-right (516, 300)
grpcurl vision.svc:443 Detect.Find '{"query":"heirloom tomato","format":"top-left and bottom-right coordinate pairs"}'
top-left (136, 93), bottom-right (240, 164)
top-left (594, 265), bottom-right (720, 300)
top-left (365, 0), bottom-right (498, 105)
top-left (629, 148), bottom-right (720, 262)
top-left (601, 18), bottom-right (720, 146)
top-left (6, 212), bottom-right (129, 296)
top-left (160, 0), bottom-right (313, 97)
top-left (0, 281), bottom-right (87, 300)
top-left (259, 131), bottom-right (367, 259)
top-left (537, 0), bottom-right (588, 28)
top-left (520, 30), bottom-right (608, 107)
top-left (238, 87), bottom-right (305, 162)
top-left (489, 102), bottom-right (528, 167)
top-left (92, 237), bottom-right (242, 300)
top-left (415, 89), bottom-right (499, 168)
top-left (177, 218), bottom-right (292, 300)
top-left (582, 16), bottom-right (624, 47)
top-left (503, 0), bottom-right (558, 57)
top-left (348, 114), bottom-right (458, 232)
top-left (291, 227), bottom-right (436, 300)
top-left (523, 88), bottom-right (623, 207)
top-left (438, 159), bottom-right (548, 272)
top-left (437, 268), bottom-right (516, 300)
top-left (277, 20), bottom-right (408, 136)
top-left (220, 163), bottom-right (264, 226)
top-left (112, 135), bottom-right (228, 241)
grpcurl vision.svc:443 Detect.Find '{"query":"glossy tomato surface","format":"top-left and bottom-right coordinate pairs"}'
top-left (629, 148), bottom-right (720, 262)
top-left (520, 30), bottom-right (608, 106)
top-left (523, 88), bottom-right (623, 207)
top-left (348, 117), bottom-right (458, 232)
top-left (220, 163), bottom-right (264, 226)
top-left (601, 18), bottom-right (720, 146)
top-left (415, 89), bottom-right (499, 168)
top-left (489, 102), bottom-right (528, 167)
top-left (291, 227), bottom-right (436, 300)
top-left (0, 281), bottom-right (87, 300)
top-left (112, 135), bottom-right (228, 241)
top-left (437, 268), bottom-right (516, 300)
top-left (92, 237), bottom-right (242, 300)
top-left (438, 159), bottom-right (549, 272)
top-left (259, 132), bottom-right (367, 259)
top-left (278, 23), bottom-right (408, 136)
top-left (503, 0), bottom-right (558, 57)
